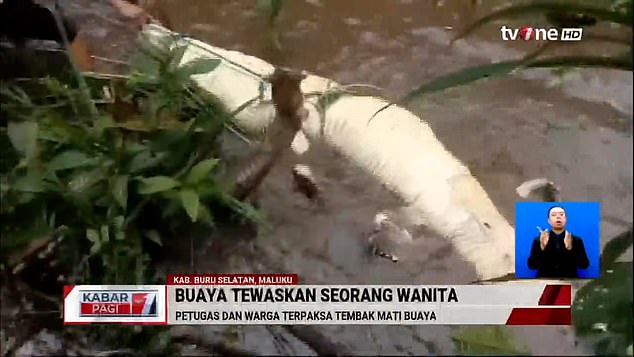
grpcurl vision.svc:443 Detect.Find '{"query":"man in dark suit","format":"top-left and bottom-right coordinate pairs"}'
top-left (527, 206), bottom-right (590, 278)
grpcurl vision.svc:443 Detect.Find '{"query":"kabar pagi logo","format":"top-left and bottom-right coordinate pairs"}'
top-left (500, 25), bottom-right (583, 41)
top-left (80, 290), bottom-right (158, 317)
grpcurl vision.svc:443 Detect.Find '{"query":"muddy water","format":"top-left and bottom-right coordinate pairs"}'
top-left (154, 0), bottom-right (633, 355)
top-left (20, 0), bottom-right (633, 355)
top-left (161, 0), bottom-right (632, 355)
top-left (159, 0), bottom-right (633, 242)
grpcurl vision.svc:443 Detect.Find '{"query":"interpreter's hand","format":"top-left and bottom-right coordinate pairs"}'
top-left (538, 226), bottom-right (549, 251)
top-left (564, 231), bottom-right (573, 250)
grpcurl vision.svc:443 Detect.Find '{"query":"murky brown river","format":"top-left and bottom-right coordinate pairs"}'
top-left (6, 0), bottom-right (634, 355)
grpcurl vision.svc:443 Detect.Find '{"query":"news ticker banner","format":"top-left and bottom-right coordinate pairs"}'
top-left (64, 274), bottom-right (571, 326)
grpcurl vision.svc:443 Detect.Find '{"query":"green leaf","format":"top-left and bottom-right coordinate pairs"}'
top-left (527, 55), bottom-right (633, 71)
top-left (451, 326), bottom-right (530, 355)
top-left (404, 56), bottom-right (632, 103)
top-left (110, 216), bottom-right (125, 241)
top-left (48, 151), bottom-right (97, 171)
top-left (111, 215), bottom-right (126, 240)
top-left (89, 242), bottom-right (102, 255)
top-left (185, 158), bottom-right (220, 184)
top-left (405, 61), bottom-right (524, 100)
top-left (129, 47), bottom-right (161, 76)
top-left (12, 172), bottom-right (50, 193)
top-left (127, 150), bottom-right (167, 174)
top-left (600, 228), bottom-right (633, 269)
top-left (573, 262), bottom-right (633, 356)
top-left (86, 228), bottom-right (100, 243)
top-left (179, 188), bottom-right (200, 222)
top-left (124, 139), bottom-right (148, 154)
top-left (92, 116), bottom-right (117, 135)
top-left (138, 176), bottom-right (181, 195)
top-left (224, 194), bottom-right (268, 228)
top-left (14, 192), bottom-right (35, 205)
top-left (151, 128), bottom-right (191, 150)
top-left (40, 115), bottom-right (85, 145)
top-left (112, 175), bottom-right (129, 210)
top-left (175, 58), bottom-right (221, 79)
top-left (195, 180), bottom-right (222, 200)
top-left (7, 121), bottom-right (38, 161)
top-left (100, 225), bottom-right (110, 243)
top-left (112, 215), bottom-right (125, 231)
top-left (0, 85), bottom-right (31, 106)
top-left (145, 230), bottom-right (163, 246)
top-left (68, 168), bottom-right (104, 194)
top-left (115, 231), bottom-right (125, 241)
top-left (168, 45), bottom-right (189, 72)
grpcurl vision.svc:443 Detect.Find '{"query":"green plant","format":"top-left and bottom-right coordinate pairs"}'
top-left (0, 36), bottom-right (262, 288)
top-left (572, 228), bottom-right (633, 356)
top-left (1, 36), bottom-right (267, 354)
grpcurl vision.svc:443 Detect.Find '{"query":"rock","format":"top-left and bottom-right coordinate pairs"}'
top-left (367, 211), bottom-right (414, 262)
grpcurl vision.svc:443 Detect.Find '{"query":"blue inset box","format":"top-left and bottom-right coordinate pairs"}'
top-left (515, 202), bottom-right (600, 279)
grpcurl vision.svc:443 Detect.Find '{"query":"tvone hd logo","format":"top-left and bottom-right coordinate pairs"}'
top-left (500, 26), bottom-right (583, 41)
